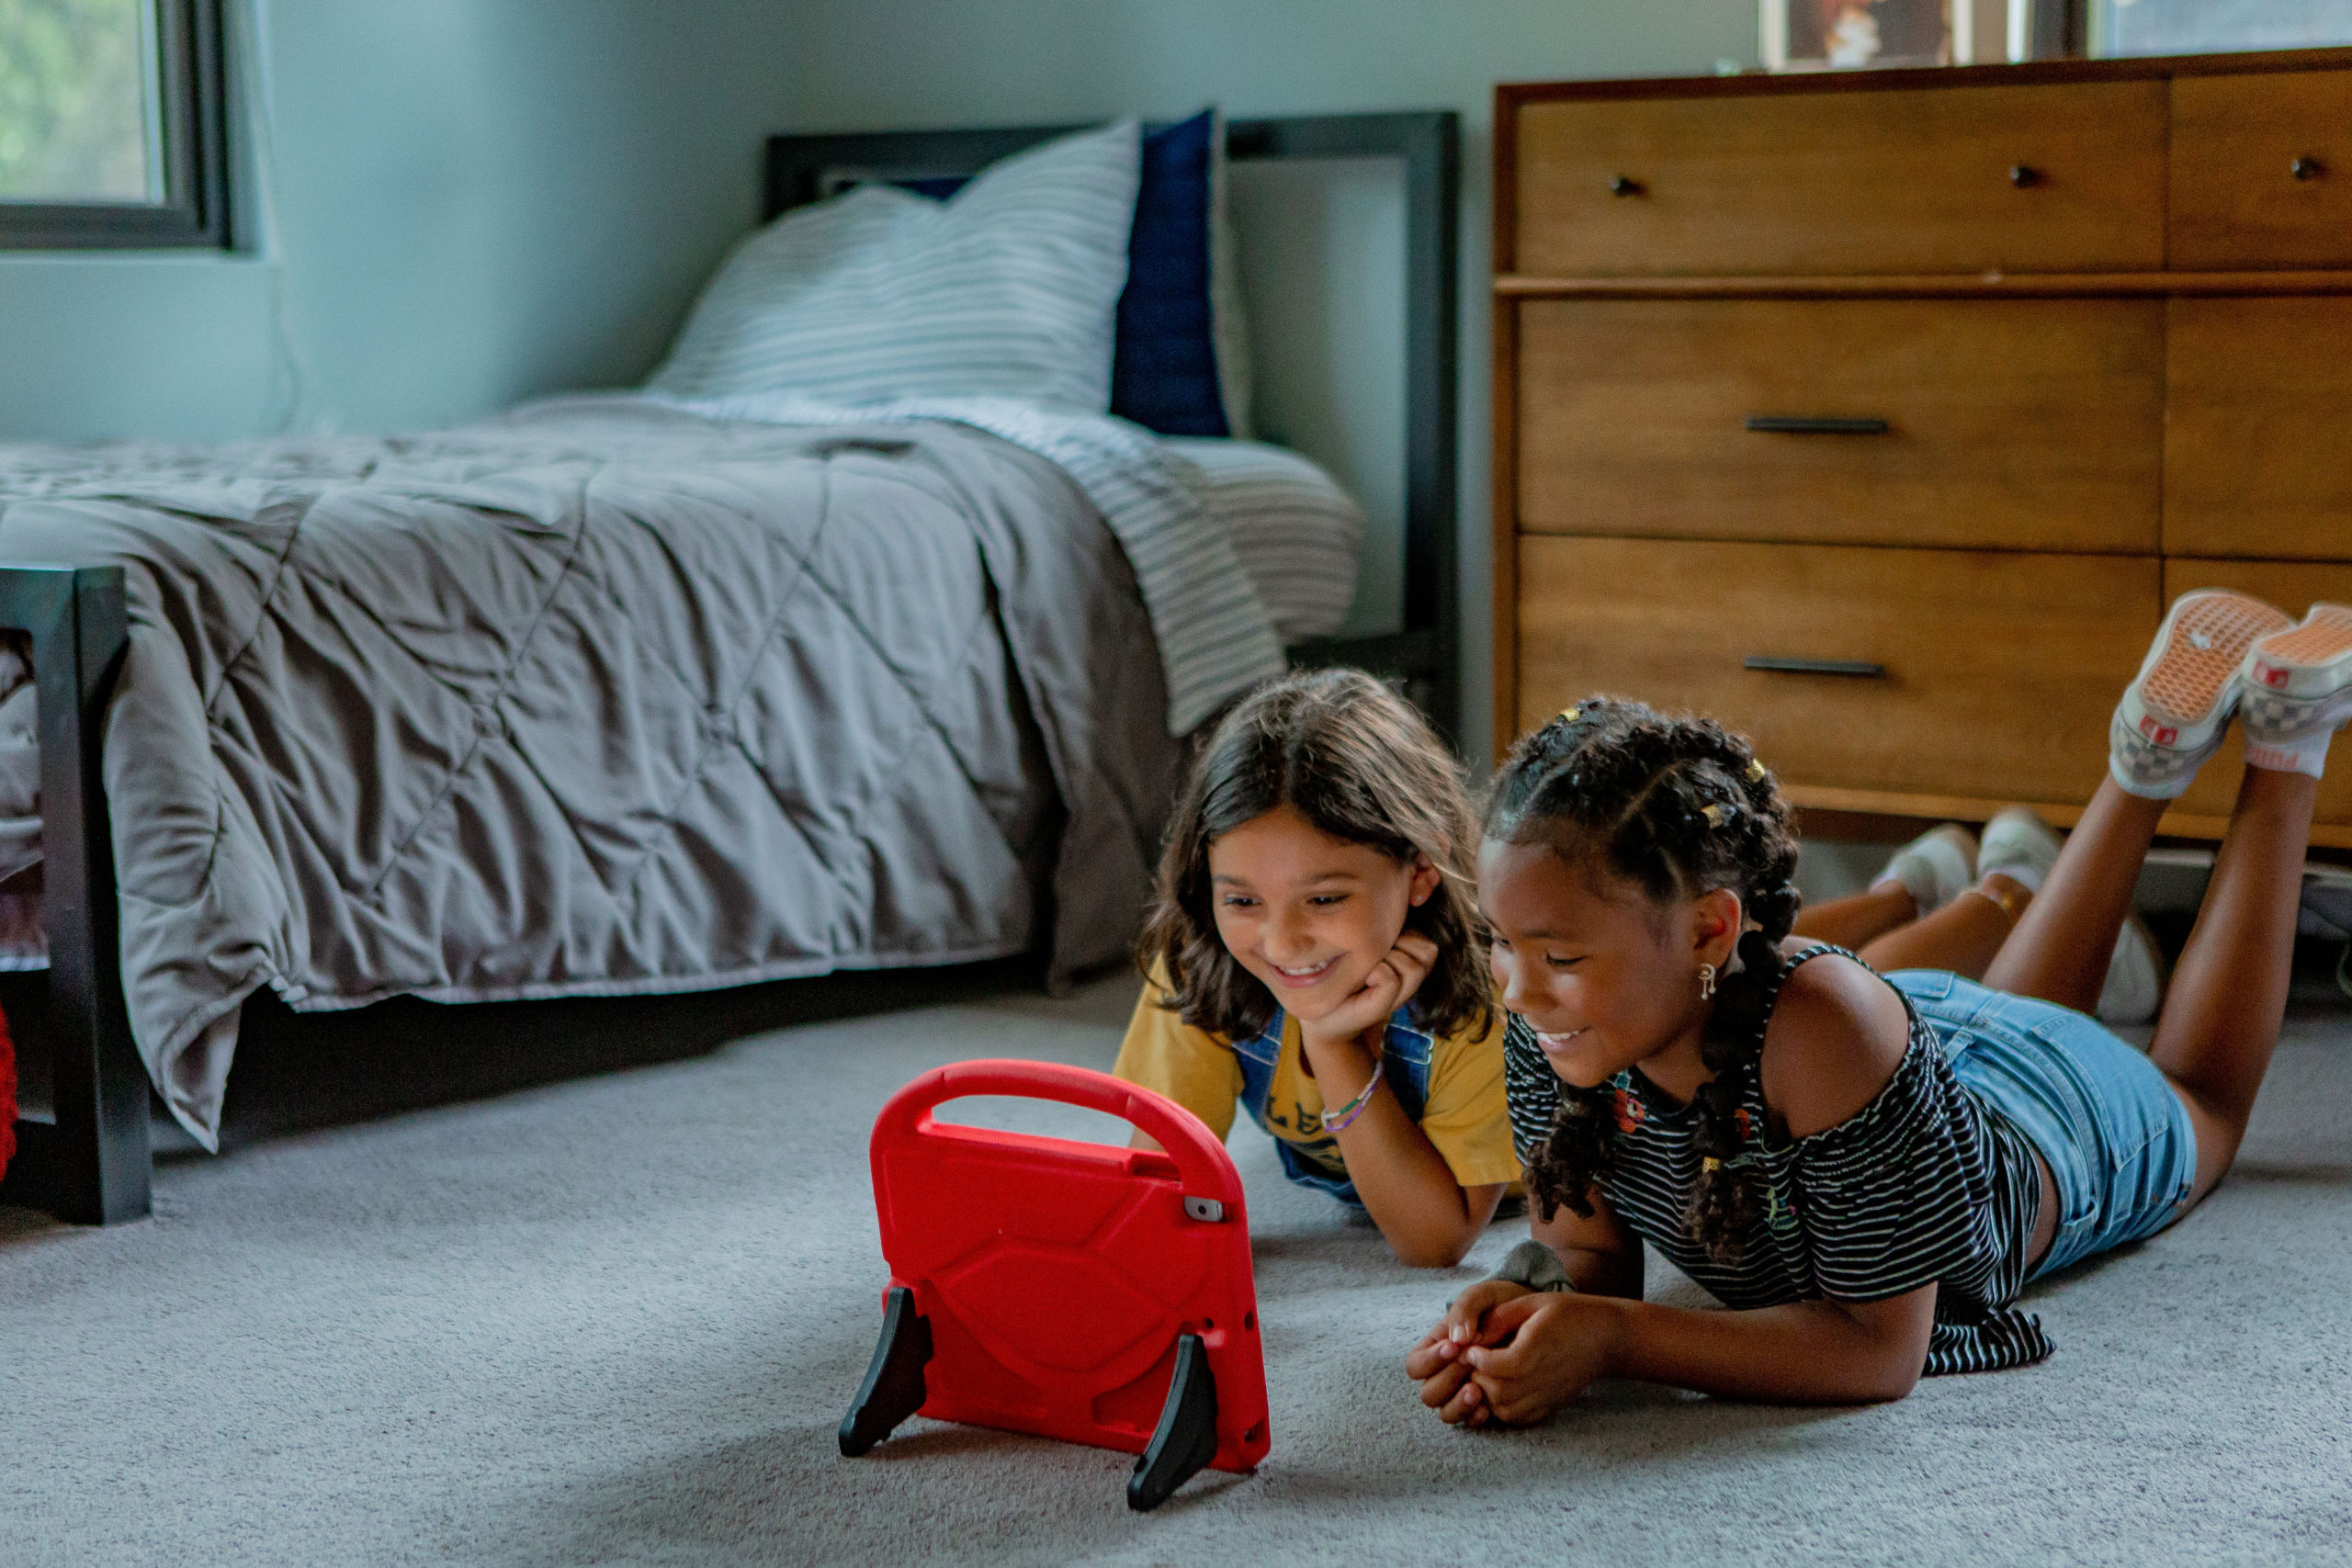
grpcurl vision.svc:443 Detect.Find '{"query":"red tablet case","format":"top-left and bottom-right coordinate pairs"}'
top-left (840, 1059), bottom-right (1269, 1507)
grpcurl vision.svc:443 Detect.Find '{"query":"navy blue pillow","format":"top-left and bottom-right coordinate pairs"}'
top-left (887, 113), bottom-right (1232, 435)
top-left (1110, 109), bottom-right (1229, 437)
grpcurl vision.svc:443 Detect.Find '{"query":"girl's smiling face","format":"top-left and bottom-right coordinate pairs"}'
top-left (1478, 834), bottom-right (1736, 1093)
top-left (1208, 803), bottom-right (1437, 1024)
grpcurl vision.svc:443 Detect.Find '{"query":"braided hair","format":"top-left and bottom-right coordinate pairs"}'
top-left (1485, 695), bottom-right (1802, 1265)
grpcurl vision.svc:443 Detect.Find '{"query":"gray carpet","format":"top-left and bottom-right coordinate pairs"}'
top-left (6, 975), bottom-right (2350, 1567)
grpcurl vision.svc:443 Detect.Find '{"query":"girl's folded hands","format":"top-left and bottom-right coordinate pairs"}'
top-left (1407, 1280), bottom-right (1623, 1427)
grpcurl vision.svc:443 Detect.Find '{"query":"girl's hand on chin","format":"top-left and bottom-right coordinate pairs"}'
top-left (1298, 931), bottom-right (1439, 1052)
top-left (1448, 1292), bottom-right (1619, 1427)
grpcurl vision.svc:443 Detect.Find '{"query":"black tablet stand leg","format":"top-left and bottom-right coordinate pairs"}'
top-left (838, 1284), bottom-right (933, 1457)
top-left (1126, 1333), bottom-right (1219, 1512)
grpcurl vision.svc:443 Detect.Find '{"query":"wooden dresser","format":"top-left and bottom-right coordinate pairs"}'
top-left (1493, 50), bottom-right (2352, 849)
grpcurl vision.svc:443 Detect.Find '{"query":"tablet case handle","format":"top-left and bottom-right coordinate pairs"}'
top-left (869, 1058), bottom-right (1247, 1213)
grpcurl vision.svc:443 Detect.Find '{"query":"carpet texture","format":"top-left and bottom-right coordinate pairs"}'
top-left (5, 975), bottom-right (2349, 1567)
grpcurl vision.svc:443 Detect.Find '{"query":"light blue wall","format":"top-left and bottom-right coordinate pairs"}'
top-left (775, 0), bottom-right (1760, 759)
top-left (0, 0), bottom-right (799, 444)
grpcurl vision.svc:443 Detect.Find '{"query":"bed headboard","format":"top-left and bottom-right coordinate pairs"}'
top-left (762, 112), bottom-right (1463, 741)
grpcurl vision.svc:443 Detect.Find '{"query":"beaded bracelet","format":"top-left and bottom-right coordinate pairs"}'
top-left (1321, 1057), bottom-right (1385, 1134)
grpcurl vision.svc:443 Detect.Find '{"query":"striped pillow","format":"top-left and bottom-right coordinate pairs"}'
top-left (650, 121), bottom-right (1141, 411)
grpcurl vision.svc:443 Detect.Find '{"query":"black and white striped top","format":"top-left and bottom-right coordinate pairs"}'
top-left (1503, 945), bottom-right (2053, 1377)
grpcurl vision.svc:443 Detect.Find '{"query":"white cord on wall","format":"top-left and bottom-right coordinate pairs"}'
top-left (227, 0), bottom-right (329, 434)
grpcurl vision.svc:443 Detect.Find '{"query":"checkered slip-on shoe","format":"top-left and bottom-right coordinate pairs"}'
top-left (2239, 604), bottom-right (2352, 746)
top-left (2110, 590), bottom-right (2294, 799)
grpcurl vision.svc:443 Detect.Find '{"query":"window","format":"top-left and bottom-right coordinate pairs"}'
top-left (2092, 0), bottom-right (2352, 56)
top-left (0, 0), bottom-right (227, 248)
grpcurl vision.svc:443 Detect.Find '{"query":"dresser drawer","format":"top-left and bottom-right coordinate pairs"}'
top-left (2165, 297), bottom-right (2352, 562)
top-left (2170, 71), bottom-right (2352, 269)
top-left (1515, 298), bottom-right (2164, 552)
top-left (1511, 82), bottom-right (2166, 276)
top-left (2165, 558), bottom-right (2352, 829)
top-left (1514, 543), bottom-right (2154, 808)
top-left (1515, 537), bottom-right (2157, 802)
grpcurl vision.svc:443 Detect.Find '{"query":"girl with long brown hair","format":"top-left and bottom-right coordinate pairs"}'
top-left (1114, 669), bottom-right (1516, 1267)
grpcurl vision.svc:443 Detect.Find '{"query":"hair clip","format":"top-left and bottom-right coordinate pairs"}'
top-left (1747, 758), bottom-right (1768, 782)
top-left (1559, 706), bottom-right (1580, 724)
top-left (1701, 804), bottom-right (1725, 828)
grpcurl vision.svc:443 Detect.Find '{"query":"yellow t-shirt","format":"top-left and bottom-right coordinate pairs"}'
top-left (1111, 972), bottom-right (1521, 1192)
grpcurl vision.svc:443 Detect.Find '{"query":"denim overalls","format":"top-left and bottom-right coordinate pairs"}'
top-left (1228, 1006), bottom-right (1441, 1204)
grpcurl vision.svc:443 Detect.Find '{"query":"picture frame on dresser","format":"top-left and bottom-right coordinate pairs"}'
top-left (1492, 49), bottom-right (2352, 853)
top-left (1763, 0), bottom-right (2064, 71)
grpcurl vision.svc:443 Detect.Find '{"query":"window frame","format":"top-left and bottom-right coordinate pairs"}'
top-left (0, 0), bottom-right (231, 250)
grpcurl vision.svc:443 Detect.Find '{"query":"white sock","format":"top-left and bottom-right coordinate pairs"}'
top-left (2246, 731), bottom-right (2332, 780)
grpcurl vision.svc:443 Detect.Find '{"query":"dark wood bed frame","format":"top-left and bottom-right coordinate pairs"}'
top-left (0, 110), bottom-right (1458, 1225)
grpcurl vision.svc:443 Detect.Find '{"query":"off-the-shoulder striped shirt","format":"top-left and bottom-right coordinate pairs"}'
top-left (1503, 944), bottom-right (2053, 1376)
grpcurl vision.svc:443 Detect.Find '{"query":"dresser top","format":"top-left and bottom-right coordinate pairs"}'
top-left (1499, 45), bottom-right (2352, 109)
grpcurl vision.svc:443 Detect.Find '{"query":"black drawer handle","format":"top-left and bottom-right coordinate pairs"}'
top-left (2293, 154), bottom-right (2325, 181)
top-left (2009, 164), bottom-right (2041, 188)
top-left (1745, 656), bottom-right (1887, 679)
top-left (1608, 175), bottom-right (1645, 197)
top-left (1744, 415), bottom-right (1891, 434)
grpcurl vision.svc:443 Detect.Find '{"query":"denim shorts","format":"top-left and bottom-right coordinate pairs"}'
top-left (1885, 970), bottom-right (2198, 1279)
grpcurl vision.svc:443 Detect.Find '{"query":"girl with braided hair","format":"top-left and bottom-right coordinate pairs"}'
top-left (1114, 669), bottom-right (1519, 1267)
top-left (1408, 590), bottom-right (2352, 1414)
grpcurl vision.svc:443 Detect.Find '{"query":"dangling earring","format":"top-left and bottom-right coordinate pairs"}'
top-left (1698, 963), bottom-right (1717, 1002)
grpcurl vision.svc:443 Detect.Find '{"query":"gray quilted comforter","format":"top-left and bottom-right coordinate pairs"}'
top-left (0, 398), bottom-right (1180, 1147)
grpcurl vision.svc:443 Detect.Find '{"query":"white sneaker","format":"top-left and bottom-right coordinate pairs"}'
top-left (2110, 591), bottom-right (2294, 799)
top-left (2239, 604), bottom-right (2352, 744)
top-left (1976, 807), bottom-right (2062, 895)
top-left (1871, 823), bottom-right (1980, 915)
top-left (2097, 911), bottom-right (2164, 1026)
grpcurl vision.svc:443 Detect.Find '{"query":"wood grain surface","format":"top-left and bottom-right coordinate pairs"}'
top-left (1514, 536), bottom-right (2158, 803)
top-left (1515, 298), bottom-right (2164, 552)
top-left (2171, 71), bottom-right (2352, 270)
top-left (1513, 81), bottom-right (2166, 277)
top-left (2165, 297), bottom-right (2352, 562)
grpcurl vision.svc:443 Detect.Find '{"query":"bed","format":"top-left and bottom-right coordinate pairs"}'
top-left (0, 110), bottom-right (1459, 1224)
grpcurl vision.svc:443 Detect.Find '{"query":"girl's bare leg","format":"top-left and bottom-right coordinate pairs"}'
top-left (1855, 875), bottom-right (2026, 978)
top-left (2145, 766), bottom-right (2317, 1201)
top-left (1795, 868), bottom-right (2033, 979)
top-left (1982, 780), bottom-right (2167, 1013)
top-left (1791, 885), bottom-right (1917, 951)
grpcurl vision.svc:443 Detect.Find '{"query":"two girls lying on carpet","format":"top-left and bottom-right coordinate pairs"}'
top-left (1113, 590), bottom-right (2351, 1407)
top-left (1410, 590), bottom-right (2352, 1414)
top-left (1112, 662), bottom-right (2161, 1269)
